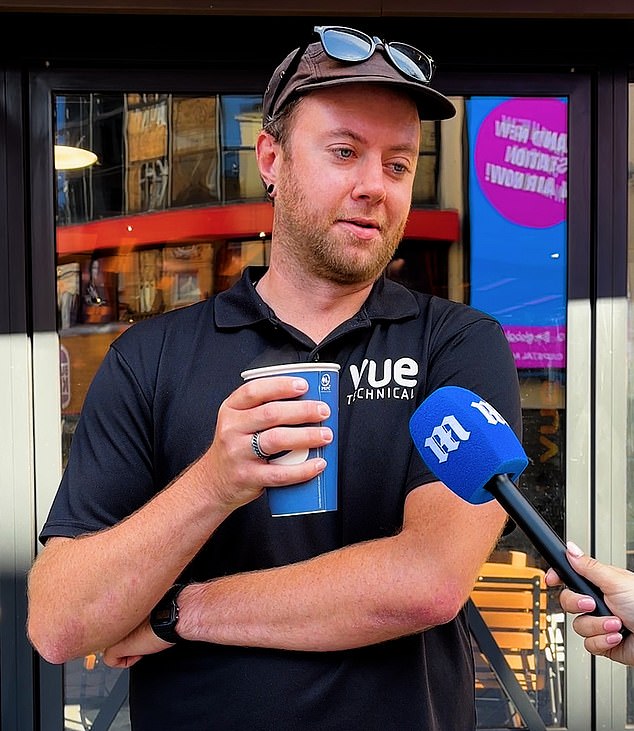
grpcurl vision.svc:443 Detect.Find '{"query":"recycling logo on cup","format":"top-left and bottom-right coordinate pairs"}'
top-left (320, 373), bottom-right (332, 392)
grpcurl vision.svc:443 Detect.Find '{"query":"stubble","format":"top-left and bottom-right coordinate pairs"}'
top-left (273, 157), bottom-right (407, 286)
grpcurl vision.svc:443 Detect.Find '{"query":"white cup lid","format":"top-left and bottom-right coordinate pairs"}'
top-left (241, 362), bottom-right (340, 380)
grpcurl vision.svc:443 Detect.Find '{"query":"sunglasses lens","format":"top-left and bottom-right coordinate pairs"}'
top-left (321, 28), bottom-right (374, 62)
top-left (387, 42), bottom-right (433, 82)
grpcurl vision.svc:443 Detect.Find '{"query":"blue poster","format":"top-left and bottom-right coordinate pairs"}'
top-left (467, 96), bottom-right (568, 369)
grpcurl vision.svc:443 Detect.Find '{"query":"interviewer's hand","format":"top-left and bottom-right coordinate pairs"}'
top-left (545, 542), bottom-right (634, 666)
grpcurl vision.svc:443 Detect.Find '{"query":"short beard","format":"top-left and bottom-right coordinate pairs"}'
top-left (274, 160), bottom-right (407, 286)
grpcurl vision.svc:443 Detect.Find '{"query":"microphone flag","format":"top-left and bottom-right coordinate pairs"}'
top-left (409, 385), bottom-right (528, 504)
top-left (409, 385), bottom-right (626, 628)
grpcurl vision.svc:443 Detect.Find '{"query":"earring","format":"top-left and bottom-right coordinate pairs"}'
top-left (266, 183), bottom-right (275, 197)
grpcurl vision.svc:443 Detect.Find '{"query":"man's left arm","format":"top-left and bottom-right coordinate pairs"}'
top-left (103, 478), bottom-right (506, 665)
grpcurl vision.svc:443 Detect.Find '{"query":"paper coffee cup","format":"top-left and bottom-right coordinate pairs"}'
top-left (240, 362), bottom-right (339, 517)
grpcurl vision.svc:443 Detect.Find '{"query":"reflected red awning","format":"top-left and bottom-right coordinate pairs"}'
top-left (56, 203), bottom-right (460, 255)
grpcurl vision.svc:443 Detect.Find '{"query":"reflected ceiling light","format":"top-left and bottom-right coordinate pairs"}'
top-left (54, 144), bottom-right (98, 171)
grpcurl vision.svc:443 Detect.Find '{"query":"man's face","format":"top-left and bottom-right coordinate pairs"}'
top-left (272, 84), bottom-right (421, 286)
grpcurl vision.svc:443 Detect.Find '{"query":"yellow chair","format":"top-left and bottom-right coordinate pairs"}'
top-left (471, 559), bottom-right (548, 697)
top-left (468, 553), bottom-right (562, 729)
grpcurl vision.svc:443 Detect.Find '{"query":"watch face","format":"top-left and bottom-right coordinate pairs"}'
top-left (151, 584), bottom-right (183, 643)
top-left (154, 607), bottom-right (173, 625)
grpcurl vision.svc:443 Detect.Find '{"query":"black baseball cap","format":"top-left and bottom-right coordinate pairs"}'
top-left (263, 36), bottom-right (456, 125)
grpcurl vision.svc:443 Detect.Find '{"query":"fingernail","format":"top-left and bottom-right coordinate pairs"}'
top-left (578, 597), bottom-right (596, 611)
top-left (603, 618), bottom-right (622, 633)
top-left (318, 403), bottom-right (330, 418)
top-left (606, 633), bottom-right (623, 645)
top-left (320, 428), bottom-right (333, 443)
top-left (315, 458), bottom-right (327, 471)
top-left (567, 540), bottom-right (584, 557)
top-left (292, 378), bottom-right (308, 392)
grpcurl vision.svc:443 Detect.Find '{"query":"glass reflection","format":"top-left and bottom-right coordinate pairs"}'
top-left (53, 89), bottom-right (567, 729)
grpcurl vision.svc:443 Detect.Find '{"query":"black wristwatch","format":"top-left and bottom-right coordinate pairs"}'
top-left (150, 584), bottom-right (186, 644)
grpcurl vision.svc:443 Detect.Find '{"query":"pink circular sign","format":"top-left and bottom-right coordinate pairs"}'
top-left (474, 98), bottom-right (567, 228)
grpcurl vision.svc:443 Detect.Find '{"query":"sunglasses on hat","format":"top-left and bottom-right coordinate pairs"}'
top-left (265, 25), bottom-right (437, 125)
top-left (315, 26), bottom-right (435, 83)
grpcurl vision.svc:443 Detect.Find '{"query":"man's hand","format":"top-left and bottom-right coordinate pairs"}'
top-left (103, 619), bottom-right (174, 669)
top-left (199, 374), bottom-right (332, 511)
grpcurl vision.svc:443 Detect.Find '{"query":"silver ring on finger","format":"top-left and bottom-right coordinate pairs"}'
top-left (251, 431), bottom-right (271, 461)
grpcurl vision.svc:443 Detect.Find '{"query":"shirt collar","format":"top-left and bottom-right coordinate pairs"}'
top-left (214, 266), bottom-right (420, 329)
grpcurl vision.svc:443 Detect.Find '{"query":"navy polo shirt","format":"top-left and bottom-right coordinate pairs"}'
top-left (41, 266), bottom-right (521, 730)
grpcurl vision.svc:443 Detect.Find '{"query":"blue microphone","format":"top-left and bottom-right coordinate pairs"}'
top-left (410, 385), bottom-right (624, 627)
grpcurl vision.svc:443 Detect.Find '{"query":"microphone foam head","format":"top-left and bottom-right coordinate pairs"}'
top-left (409, 386), bottom-right (528, 504)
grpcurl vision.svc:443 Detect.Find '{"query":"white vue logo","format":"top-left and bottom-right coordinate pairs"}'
top-left (350, 357), bottom-right (418, 389)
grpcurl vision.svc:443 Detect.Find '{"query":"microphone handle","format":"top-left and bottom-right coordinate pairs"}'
top-left (488, 474), bottom-right (630, 636)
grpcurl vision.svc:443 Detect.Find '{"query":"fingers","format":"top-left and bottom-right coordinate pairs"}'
top-left (253, 426), bottom-right (333, 461)
top-left (558, 586), bottom-right (597, 615)
top-left (572, 613), bottom-right (624, 653)
top-left (545, 567), bottom-right (562, 587)
top-left (583, 633), bottom-right (625, 657)
top-left (547, 542), bottom-right (634, 664)
top-left (546, 543), bottom-right (631, 601)
top-left (249, 452), bottom-right (328, 487)
top-left (547, 546), bottom-right (614, 618)
top-left (574, 614), bottom-right (623, 639)
top-left (564, 541), bottom-right (632, 591)
top-left (221, 376), bottom-right (333, 464)
top-left (556, 587), bottom-right (625, 658)
top-left (102, 650), bottom-right (143, 668)
top-left (230, 375), bottom-right (331, 434)
top-left (200, 375), bottom-right (334, 511)
top-left (232, 375), bottom-right (310, 411)
top-left (230, 375), bottom-right (333, 465)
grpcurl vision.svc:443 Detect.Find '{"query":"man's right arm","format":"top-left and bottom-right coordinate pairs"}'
top-left (27, 373), bottom-right (329, 663)
top-left (27, 451), bottom-right (234, 663)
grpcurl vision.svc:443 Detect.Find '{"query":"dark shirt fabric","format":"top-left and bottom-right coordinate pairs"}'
top-left (41, 267), bottom-right (522, 730)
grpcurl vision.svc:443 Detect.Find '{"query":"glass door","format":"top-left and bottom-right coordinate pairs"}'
top-left (56, 93), bottom-right (269, 729)
top-left (29, 66), bottom-right (594, 730)
top-left (29, 68), bottom-right (275, 731)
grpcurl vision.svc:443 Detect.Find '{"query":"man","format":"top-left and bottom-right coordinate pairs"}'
top-left (546, 542), bottom-right (634, 665)
top-left (28, 26), bottom-right (521, 729)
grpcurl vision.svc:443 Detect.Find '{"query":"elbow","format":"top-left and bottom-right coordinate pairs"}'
top-left (28, 632), bottom-right (64, 666)
top-left (423, 590), bottom-right (465, 627)
top-left (27, 623), bottom-right (65, 666)
top-left (424, 578), bottom-right (469, 626)
top-left (390, 581), bottom-right (467, 632)
top-left (32, 645), bottom-right (69, 666)
top-left (27, 610), bottom-right (81, 665)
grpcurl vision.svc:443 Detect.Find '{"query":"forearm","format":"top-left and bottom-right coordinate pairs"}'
top-left (27, 456), bottom-right (232, 663)
top-left (101, 485), bottom-right (505, 665)
top-left (29, 376), bottom-right (334, 664)
top-left (178, 513), bottom-right (495, 652)
top-left (178, 537), bottom-right (433, 651)
top-left (176, 485), bottom-right (506, 652)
